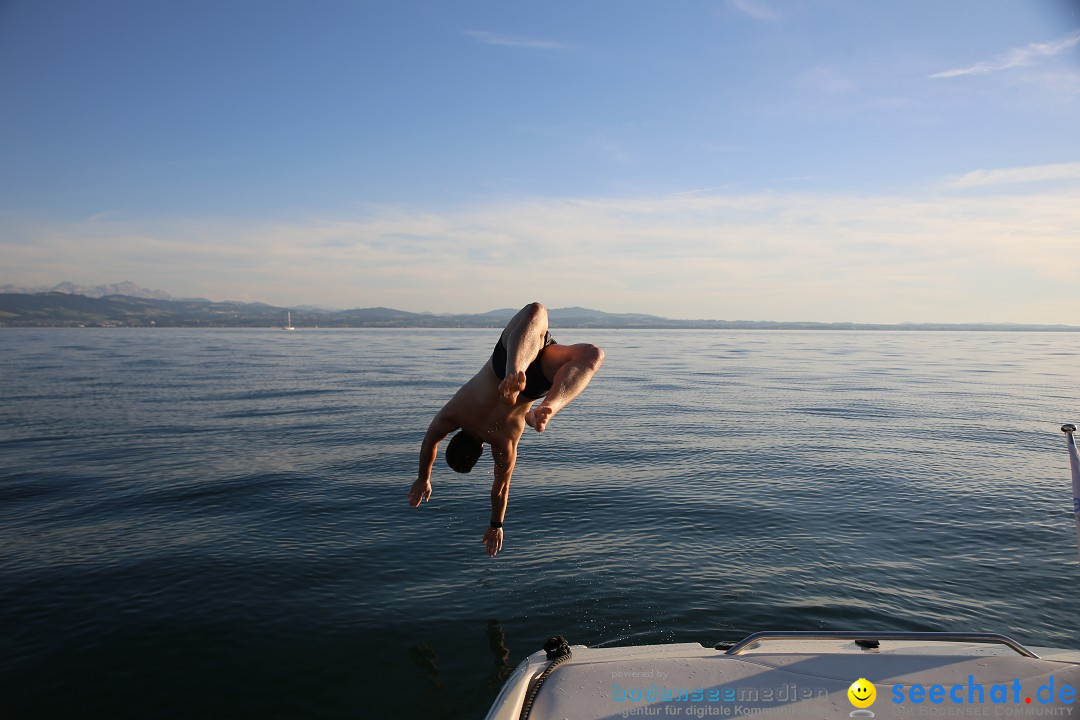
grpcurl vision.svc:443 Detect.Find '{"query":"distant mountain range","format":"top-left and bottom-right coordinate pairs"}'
top-left (0, 281), bottom-right (175, 300)
top-left (0, 292), bottom-right (684, 328)
top-left (1, 282), bottom-right (1079, 331)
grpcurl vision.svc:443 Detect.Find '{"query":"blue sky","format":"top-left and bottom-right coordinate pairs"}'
top-left (1, 0), bottom-right (1078, 322)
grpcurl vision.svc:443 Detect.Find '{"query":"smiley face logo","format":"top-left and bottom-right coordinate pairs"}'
top-left (848, 678), bottom-right (876, 709)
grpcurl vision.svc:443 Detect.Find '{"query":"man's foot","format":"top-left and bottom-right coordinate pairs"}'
top-left (499, 370), bottom-right (527, 405)
top-left (525, 405), bottom-right (554, 433)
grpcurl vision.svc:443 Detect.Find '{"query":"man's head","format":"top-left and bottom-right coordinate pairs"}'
top-left (446, 431), bottom-right (484, 473)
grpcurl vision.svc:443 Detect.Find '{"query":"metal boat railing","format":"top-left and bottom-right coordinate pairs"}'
top-left (722, 631), bottom-right (1039, 658)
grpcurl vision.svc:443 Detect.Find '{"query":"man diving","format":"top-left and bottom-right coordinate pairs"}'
top-left (408, 302), bottom-right (604, 557)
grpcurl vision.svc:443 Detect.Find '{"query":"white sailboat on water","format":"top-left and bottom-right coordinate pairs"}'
top-left (282, 311), bottom-right (295, 331)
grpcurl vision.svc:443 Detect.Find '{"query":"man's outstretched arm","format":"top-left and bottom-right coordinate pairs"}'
top-left (482, 443), bottom-right (516, 557)
top-left (409, 414), bottom-right (458, 507)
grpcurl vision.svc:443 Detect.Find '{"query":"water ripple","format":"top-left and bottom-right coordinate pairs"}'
top-left (1, 328), bottom-right (1079, 719)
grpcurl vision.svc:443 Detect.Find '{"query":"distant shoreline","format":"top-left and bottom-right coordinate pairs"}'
top-left (2, 292), bottom-right (1078, 331)
top-left (4, 324), bottom-right (1080, 333)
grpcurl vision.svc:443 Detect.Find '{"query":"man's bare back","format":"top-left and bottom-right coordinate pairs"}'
top-left (408, 302), bottom-right (604, 556)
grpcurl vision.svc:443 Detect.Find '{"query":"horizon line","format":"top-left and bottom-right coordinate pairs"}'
top-left (3, 288), bottom-right (1080, 330)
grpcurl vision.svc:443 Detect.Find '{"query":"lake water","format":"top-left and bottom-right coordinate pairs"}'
top-left (2, 328), bottom-right (1079, 719)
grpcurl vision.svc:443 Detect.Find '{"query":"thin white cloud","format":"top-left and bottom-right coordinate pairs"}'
top-left (727, 0), bottom-right (779, 22)
top-left (464, 30), bottom-right (566, 50)
top-left (589, 135), bottom-right (634, 165)
top-left (931, 29), bottom-right (1080, 79)
top-left (799, 65), bottom-right (856, 95)
top-left (5, 181), bottom-right (1079, 324)
top-left (948, 161), bottom-right (1080, 188)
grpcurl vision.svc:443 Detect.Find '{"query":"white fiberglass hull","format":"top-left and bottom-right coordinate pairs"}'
top-left (486, 632), bottom-right (1080, 720)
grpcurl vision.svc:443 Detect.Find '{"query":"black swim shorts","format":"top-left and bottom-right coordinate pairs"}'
top-left (491, 331), bottom-right (556, 400)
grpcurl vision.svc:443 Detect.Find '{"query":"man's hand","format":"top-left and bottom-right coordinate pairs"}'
top-left (409, 478), bottom-right (432, 507)
top-left (482, 526), bottom-right (503, 557)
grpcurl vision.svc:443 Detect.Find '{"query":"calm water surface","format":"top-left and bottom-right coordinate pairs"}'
top-left (2, 328), bottom-right (1079, 718)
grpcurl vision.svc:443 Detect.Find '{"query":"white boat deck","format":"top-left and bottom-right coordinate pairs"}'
top-left (486, 636), bottom-right (1080, 720)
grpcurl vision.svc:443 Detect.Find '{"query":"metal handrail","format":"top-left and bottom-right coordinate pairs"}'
top-left (723, 631), bottom-right (1040, 658)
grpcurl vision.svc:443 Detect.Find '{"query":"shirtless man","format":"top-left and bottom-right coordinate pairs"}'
top-left (408, 302), bottom-right (604, 557)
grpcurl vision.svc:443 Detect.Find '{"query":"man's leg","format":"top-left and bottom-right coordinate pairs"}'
top-left (525, 342), bottom-right (604, 432)
top-left (498, 302), bottom-right (549, 405)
